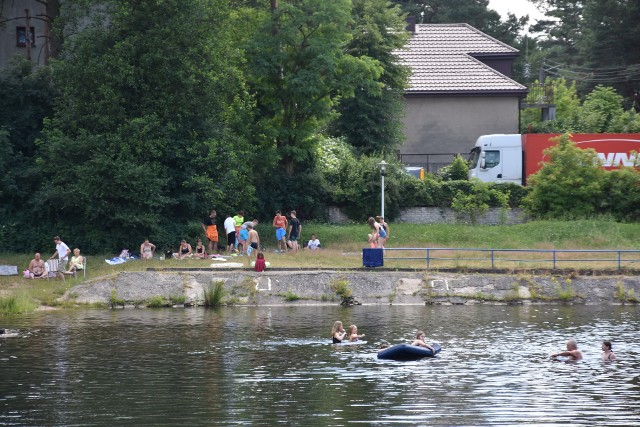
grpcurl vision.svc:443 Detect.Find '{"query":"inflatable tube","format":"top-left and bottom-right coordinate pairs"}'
top-left (377, 343), bottom-right (441, 361)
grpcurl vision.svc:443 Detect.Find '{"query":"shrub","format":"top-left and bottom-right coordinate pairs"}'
top-left (204, 280), bottom-right (226, 307)
top-left (523, 134), bottom-right (605, 219)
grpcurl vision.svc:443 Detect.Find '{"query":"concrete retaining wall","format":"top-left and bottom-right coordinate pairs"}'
top-left (61, 270), bottom-right (640, 307)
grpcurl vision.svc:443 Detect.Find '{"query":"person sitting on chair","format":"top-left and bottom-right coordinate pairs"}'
top-left (27, 253), bottom-right (47, 279)
top-left (65, 248), bottom-right (85, 276)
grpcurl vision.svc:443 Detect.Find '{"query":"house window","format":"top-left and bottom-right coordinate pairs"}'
top-left (16, 27), bottom-right (36, 47)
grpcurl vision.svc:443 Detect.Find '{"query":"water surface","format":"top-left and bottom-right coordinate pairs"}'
top-left (1, 305), bottom-right (638, 425)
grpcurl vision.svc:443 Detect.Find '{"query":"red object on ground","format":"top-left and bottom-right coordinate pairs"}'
top-left (254, 258), bottom-right (266, 272)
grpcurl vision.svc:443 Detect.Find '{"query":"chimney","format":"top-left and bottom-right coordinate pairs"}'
top-left (405, 16), bottom-right (416, 34)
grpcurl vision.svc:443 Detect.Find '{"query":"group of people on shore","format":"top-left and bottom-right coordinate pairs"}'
top-left (132, 209), bottom-right (320, 264)
top-left (25, 236), bottom-right (85, 279)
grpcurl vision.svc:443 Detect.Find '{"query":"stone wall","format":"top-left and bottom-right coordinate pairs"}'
top-left (328, 206), bottom-right (527, 225)
top-left (61, 270), bottom-right (640, 307)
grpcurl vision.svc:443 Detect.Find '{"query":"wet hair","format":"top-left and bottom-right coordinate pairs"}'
top-left (567, 339), bottom-right (578, 349)
top-left (603, 341), bottom-right (612, 350)
top-left (416, 330), bottom-right (425, 339)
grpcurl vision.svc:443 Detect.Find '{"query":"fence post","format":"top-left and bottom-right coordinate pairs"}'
top-left (553, 250), bottom-right (556, 270)
top-left (491, 250), bottom-right (494, 270)
top-left (427, 248), bottom-right (430, 269)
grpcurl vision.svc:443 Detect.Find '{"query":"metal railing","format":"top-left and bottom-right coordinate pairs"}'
top-left (383, 247), bottom-right (640, 272)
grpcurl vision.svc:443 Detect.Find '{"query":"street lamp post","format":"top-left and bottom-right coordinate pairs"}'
top-left (378, 160), bottom-right (387, 219)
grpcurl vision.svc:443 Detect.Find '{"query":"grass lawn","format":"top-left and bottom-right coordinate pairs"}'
top-left (1, 219), bottom-right (640, 312)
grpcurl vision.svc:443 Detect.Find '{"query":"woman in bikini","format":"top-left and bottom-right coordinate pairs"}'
top-left (194, 239), bottom-right (207, 259)
top-left (140, 239), bottom-right (156, 260)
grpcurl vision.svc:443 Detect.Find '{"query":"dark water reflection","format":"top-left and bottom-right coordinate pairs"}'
top-left (1, 305), bottom-right (638, 426)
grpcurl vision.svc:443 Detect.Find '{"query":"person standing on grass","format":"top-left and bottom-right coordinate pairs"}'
top-left (224, 213), bottom-right (237, 254)
top-left (247, 223), bottom-right (260, 258)
top-left (201, 210), bottom-right (219, 254)
top-left (287, 210), bottom-right (302, 253)
top-left (272, 210), bottom-right (288, 253)
top-left (50, 236), bottom-right (71, 278)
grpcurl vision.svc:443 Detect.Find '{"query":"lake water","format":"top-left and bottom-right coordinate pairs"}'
top-left (1, 305), bottom-right (638, 426)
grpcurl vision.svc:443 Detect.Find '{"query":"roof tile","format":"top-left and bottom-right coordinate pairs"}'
top-left (396, 24), bottom-right (527, 94)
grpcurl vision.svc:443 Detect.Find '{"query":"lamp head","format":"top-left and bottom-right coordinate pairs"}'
top-left (379, 160), bottom-right (387, 176)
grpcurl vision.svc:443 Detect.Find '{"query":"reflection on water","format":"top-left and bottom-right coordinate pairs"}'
top-left (1, 305), bottom-right (638, 426)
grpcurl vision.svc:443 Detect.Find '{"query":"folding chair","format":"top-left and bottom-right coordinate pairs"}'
top-left (46, 259), bottom-right (65, 281)
top-left (80, 256), bottom-right (87, 278)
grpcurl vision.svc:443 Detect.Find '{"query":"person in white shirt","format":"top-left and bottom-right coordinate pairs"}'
top-left (49, 236), bottom-right (71, 278)
top-left (223, 214), bottom-right (237, 253)
top-left (306, 234), bottom-right (321, 251)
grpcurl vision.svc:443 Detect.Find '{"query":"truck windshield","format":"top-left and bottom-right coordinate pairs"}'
top-left (468, 147), bottom-right (480, 169)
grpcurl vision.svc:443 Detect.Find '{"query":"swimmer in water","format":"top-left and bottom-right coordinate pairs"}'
top-left (551, 338), bottom-right (583, 361)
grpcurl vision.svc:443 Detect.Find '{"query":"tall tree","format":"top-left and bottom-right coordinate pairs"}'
top-left (331, 0), bottom-right (409, 155)
top-left (580, 0), bottom-right (640, 104)
top-left (391, 0), bottom-right (528, 46)
top-left (246, 0), bottom-right (383, 175)
top-left (34, 0), bottom-right (254, 251)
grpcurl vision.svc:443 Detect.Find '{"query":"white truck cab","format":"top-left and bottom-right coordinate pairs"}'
top-left (468, 134), bottom-right (523, 184)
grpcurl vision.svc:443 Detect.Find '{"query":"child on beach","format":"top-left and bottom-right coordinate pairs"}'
top-left (253, 252), bottom-right (267, 272)
top-left (247, 223), bottom-right (260, 257)
top-left (348, 325), bottom-right (365, 342)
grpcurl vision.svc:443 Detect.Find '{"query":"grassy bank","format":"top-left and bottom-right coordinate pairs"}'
top-left (1, 220), bottom-right (639, 313)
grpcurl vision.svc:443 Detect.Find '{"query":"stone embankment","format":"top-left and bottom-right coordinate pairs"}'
top-left (60, 269), bottom-right (640, 307)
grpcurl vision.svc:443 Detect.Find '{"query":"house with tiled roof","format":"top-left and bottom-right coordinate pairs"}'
top-left (396, 23), bottom-right (528, 171)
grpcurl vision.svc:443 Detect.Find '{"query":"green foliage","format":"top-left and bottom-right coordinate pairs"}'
top-left (437, 155), bottom-right (469, 181)
top-left (246, 0), bottom-right (383, 173)
top-left (204, 281), bottom-right (226, 307)
top-left (524, 134), bottom-right (606, 219)
top-left (256, 168), bottom-right (330, 221)
top-left (330, 155), bottom-right (403, 220)
top-left (450, 180), bottom-right (509, 225)
top-left (331, 278), bottom-right (352, 299)
top-left (0, 294), bottom-right (37, 315)
top-left (169, 295), bottom-right (186, 306)
top-left (109, 289), bottom-right (125, 309)
top-left (600, 168), bottom-right (640, 222)
top-left (282, 290), bottom-right (301, 301)
top-left (146, 296), bottom-right (167, 308)
top-left (331, 0), bottom-right (409, 155)
top-left (31, 0), bottom-right (255, 253)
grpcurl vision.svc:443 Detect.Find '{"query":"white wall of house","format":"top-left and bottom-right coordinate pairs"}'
top-left (400, 96), bottom-right (520, 169)
top-left (0, 0), bottom-right (49, 68)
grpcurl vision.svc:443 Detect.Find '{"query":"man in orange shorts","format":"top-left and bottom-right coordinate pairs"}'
top-left (202, 210), bottom-right (219, 254)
